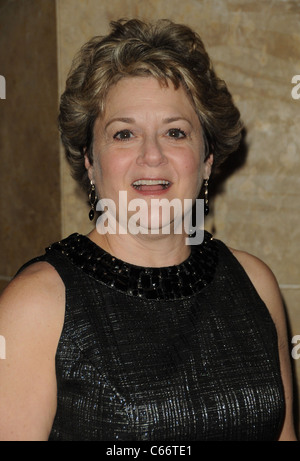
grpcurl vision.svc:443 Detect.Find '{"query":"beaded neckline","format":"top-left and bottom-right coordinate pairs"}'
top-left (47, 231), bottom-right (218, 300)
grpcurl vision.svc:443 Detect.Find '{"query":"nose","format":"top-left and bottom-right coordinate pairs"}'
top-left (136, 136), bottom-right (167, 167)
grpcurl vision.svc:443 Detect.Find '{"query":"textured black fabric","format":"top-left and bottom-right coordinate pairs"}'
top-left (19, 232), bottom-right (285, 441)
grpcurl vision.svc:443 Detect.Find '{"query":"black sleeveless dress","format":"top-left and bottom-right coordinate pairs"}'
top-left (19, 231), bottom-right (285, 441)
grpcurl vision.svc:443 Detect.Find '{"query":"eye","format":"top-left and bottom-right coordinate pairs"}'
top-left (167, 128), bottom-right (187, 139)
top-left (113, 130), bottom-right (133, 141)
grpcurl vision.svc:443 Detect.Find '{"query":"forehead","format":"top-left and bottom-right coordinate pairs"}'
top-left (102, 76), bottom-right (198, 119)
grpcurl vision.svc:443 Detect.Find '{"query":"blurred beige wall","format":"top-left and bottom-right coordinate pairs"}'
top-left (0, 0), bottom-right (61, 292)
top-left (1, 0), bottom-right (300, 435)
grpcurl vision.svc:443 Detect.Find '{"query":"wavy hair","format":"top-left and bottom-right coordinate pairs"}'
top-left (59, 18), bottom-right (243, 193)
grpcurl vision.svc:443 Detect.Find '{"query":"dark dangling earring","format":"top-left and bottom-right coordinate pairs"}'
top-left (88, 180), bottom-right (97, 221)
top-left (204, 179), bottom-right (209, 216)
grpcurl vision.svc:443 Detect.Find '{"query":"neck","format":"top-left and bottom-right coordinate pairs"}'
top-left (87, 229), bottom-right (191, 267)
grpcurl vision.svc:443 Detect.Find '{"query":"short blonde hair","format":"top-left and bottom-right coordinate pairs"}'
top-left (59, 18), bottom-right (242, 192)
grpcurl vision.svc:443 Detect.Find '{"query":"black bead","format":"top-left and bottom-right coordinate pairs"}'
top-left (204, 205), bottom-right (209, 216)
top-left (89, 209), bottom-right (95, 221)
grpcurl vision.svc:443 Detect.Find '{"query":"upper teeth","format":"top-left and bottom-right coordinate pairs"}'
top-left (133, 180), bottom-right (170, 186)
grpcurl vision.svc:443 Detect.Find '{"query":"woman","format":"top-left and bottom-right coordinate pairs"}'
top-left (0, 19), bottom-right (297, 441)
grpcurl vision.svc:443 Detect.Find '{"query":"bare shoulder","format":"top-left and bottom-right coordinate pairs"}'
top-left (229, 248), bottom-right (279, 292)
top-left (0, 260), bottom-right (65, 357)
top-left (0, 261), bottom-right (65, 324)
top-left (229, 247), bottom-right (283, 323)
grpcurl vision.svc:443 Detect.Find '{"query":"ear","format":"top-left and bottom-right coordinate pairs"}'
top-left (84, 152), bottom-right (94, 181)
top-left (204, 154), bottom-right (213, 180)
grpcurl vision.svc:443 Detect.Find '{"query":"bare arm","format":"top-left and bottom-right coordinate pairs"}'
top-left (0, 262), bottom-right (65, 441)
top-left (232, 249), bottom-right (298, 441)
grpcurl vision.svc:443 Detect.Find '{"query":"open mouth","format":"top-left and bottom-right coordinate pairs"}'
top-left (132, 179), bottom-right (171, 192)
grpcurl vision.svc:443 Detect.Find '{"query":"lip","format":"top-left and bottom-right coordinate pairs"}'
top-left (131, 178), bottom-right (172, 196)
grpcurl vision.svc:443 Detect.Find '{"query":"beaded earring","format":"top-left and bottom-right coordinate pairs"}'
top-left (204, 179), bottom-right (209, 216)
top-left (88, 180), bottom-right (98, 221)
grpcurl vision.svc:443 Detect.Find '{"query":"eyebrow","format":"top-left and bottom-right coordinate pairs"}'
top-left (105, 118), bottom-right (135, 130)
top-left (105, 116), bottom-right (193, 130)
top-left (163, 117), bottom-right (193, 127)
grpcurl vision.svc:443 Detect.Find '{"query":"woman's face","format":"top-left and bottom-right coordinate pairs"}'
top-left (86, 76), bottom-right (212, 234)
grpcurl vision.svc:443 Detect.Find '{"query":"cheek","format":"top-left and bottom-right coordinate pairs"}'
top-left (177, 152), bottom-right (204, 197)
top-left (179, 153), bottom-right (202, 178)
top-left (93, 151), bottom-right (115, 179)
top-left (94, 153), bottom-right (130, 195)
